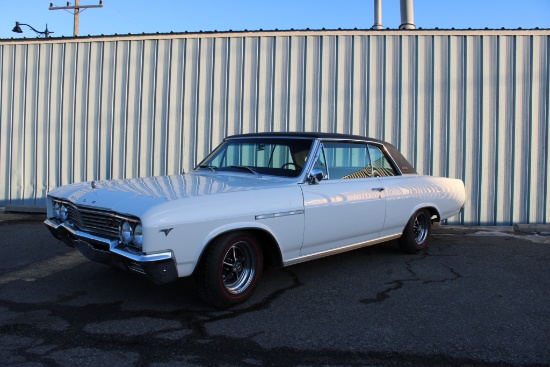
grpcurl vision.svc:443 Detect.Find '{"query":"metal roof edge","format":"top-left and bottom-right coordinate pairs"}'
top-left (1, 27), bottom-right (550, 45)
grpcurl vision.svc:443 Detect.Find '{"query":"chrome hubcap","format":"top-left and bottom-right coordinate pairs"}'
top-left (413, 212), bottom-right (429, 244)
top-left (221, 241), bottom-right (255, 294)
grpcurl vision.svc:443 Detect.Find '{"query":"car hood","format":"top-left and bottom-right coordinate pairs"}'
top-left (48, 173), bottom-right (296, 216)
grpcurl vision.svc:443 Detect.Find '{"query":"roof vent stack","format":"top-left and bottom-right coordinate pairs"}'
top-left (399, 0), bottom-right (416, 29)
top-left (372, 0), bottom-right (383, 29)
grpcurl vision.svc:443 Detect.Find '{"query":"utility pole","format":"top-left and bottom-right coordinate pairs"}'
top-left (49, 1), bottom-right (103, 37)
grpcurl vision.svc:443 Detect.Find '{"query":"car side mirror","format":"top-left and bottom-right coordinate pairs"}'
top-left (308, 168), bottom-right (324, 184)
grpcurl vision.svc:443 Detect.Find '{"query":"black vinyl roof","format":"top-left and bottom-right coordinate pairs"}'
top-left (228, 131), bottom-right (385, 143)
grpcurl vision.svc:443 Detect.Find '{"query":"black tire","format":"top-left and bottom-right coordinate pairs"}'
top-left (398, 209), bottom-right (432, 253)
top-left (194, 231), bottom-right (263, 309)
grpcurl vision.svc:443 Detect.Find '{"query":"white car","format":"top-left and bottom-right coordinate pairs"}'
top-left (45, 132), bottom-right (466, 308)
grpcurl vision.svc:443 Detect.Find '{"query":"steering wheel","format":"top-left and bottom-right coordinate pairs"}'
top-left (281, 162), bottom-right (299, 170)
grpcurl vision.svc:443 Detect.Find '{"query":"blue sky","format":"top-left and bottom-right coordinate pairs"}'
top-left (1, 0), bottom-right (549, 39)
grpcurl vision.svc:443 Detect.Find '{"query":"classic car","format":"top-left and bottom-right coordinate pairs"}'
top-left (45, 132), bottom-right (466, 308)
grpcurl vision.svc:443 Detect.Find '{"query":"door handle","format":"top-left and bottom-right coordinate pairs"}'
top-left (372, 187), bottom-right (385, 192)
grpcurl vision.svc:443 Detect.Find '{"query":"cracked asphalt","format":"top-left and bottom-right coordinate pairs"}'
top-left (1, 217), bottom-right (549, 367)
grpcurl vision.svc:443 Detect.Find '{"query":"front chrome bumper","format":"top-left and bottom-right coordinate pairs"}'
top-left (44, 218), bottom-right (178, 284)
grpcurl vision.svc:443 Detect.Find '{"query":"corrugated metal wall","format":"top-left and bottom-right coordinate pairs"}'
top-left (1, 29), bottom-right (549, 225)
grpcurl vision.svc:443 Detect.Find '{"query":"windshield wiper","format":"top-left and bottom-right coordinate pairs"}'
top-left (230, 165), bottom-right (261, 177)
top-left (198, 165), bottom-right (218, 172)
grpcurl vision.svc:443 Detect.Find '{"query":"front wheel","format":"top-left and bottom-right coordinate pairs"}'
top-left (398, 209), bottom-right (432, 253)
top-left (194, 232), bottom-right (263, 309)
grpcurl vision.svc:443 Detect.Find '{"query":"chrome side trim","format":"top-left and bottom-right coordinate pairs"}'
top-left (255, 210), bottom-right (304, 220)
top-left (283, 233), bottom-right (402, 267)
top-left (44, 218), bottom-right (173, 262)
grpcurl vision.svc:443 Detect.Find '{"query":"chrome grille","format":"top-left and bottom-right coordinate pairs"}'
top-left (64, 203), bottom-right (124, 239)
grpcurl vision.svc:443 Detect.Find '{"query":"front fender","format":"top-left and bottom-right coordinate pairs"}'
top-left (203, 221), bottom-right (278, 248)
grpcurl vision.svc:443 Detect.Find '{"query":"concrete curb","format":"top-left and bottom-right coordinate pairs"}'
top-left (4, 204), bottom-right (46, 213)
top-left (432, 225), bottom-right (512, 235)
top-left (0, 207), bottom-right (45, 223)
top-left (432, 222), bottom-right (549, 235)
top-left (513, 223), bottom-right (550, 235)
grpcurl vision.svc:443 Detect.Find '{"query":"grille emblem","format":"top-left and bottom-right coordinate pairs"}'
top-left (159, 228), bottom-right (173, 236)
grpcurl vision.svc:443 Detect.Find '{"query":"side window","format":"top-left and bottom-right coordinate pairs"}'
top-left (321, 142), bottom-right (371, 179)
top-left (368, 144), bottom-right (396, 177)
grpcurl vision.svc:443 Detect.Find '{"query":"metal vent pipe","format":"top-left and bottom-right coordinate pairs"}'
top-left (399, 0), bottom-right (416, 29)
top-left (372, 0), bottom-right (383, 29)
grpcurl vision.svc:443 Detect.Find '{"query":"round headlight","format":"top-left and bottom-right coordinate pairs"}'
top-left (53, 202), bottom-right (61, 219)
top-left (133, 223), bottom-right (143, 249)
top-left (59, 204), bottom-right (69, 222)
top-left (119, 221), bottom-right (133, 244)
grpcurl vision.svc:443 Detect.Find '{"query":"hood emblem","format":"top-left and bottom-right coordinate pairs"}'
top-left (159, 228), bottom-right (173, 236)
top-left (91, 181), bottom-right (97, 189)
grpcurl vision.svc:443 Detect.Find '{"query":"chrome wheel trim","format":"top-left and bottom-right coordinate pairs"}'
top-left (413, 212), bottom-right (429, 244)
top-left (221, 240), bottom-right (256, 295)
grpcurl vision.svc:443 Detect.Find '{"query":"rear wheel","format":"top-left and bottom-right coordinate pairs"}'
top-left (195, 231), bottom-right (263, 309)
top-left (398, 209), bottom-right (432, 253)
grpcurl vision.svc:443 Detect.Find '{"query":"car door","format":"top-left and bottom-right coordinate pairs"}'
top-left (300, 141), bottom-right (387, 256)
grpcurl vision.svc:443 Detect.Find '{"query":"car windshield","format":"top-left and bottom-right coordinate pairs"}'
top-left (195, 137), bottom-right (314, 178)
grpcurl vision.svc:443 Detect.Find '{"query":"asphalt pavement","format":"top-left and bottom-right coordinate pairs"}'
top-left (1, 211), bottom-right (549, 367)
